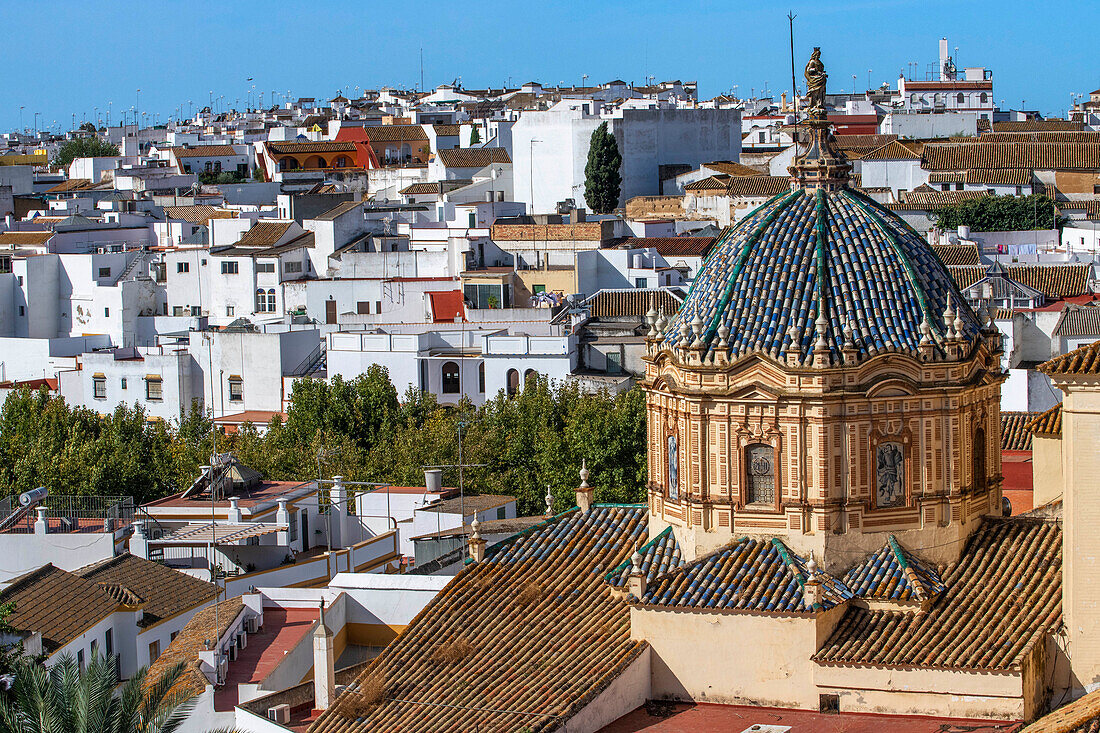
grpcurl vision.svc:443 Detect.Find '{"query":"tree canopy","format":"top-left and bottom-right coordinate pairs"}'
top-left (0, 369), bottom-right (648, 516)
top-left (51, 137), bottom-right (120, 171)
top-left (584, 122), bottom-right (622, 214)
top-left (932, 194), bottom-right (1066, 232)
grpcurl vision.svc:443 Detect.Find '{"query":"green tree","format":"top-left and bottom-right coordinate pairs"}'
top-left (932, 194), bottom-right (1066, 233)
top-left (469, 126), bottom-right (481, 145)
top-left (78, 122), bottom-right (97, 134)
top-left (0, 654), bottom-right (202, 733)
top-left (50, 137), bottom-right (120, 171)
top-left (583, 122), bottom-right (622, 214)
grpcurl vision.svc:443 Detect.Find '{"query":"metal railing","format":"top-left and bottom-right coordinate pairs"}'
top-left (0, 495), bottom-right (135, 534)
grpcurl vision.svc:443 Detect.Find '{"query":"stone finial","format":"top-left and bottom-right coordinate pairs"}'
top-left (919, 317), bottom-right (932, 345)
top-left (806, 550), bottom-right (819, 580)
top-left (812, 312), bottom-right (830, 367)
top-left (468, 518), bottom-right (487, 562)
top-left (630, 550), bottom-right (643, 575)
top-left (645, 306), bottom-right (658, 337)
top-left (943, 296), bottom-right (957, 338)
top-left (654, 309), bottom-right (666, 334)
top-left (544, 487), bottom-right (554, 518)
top-left (953, 310), bottom-right (965, 337)
top-left (690, 314), bottom-right (705, 348)
top-left (470, 518), bottom-right (481, 540)
top-left (579, 459), bottom-right (590, 488)
top-left (716, 324), bottom-right (730, 348)
top-left (803, 551), bottom-right (823, 610)
top-left (842, 320), bottom-right (854, 348)
top-left (786, 325), bottom-right (803, 366)
top-left (576, 460), bottom-right (595, 512)
top-left (627, 550), bottom-right (646, 600)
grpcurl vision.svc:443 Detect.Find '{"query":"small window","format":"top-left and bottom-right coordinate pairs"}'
top-left (177, 262), bottom-right (189, 273)
top-left (667, 434), bottom-right (679, 501)
top-left (172, 306), bottom-right (184, 316)
top-left (105, 629), bottom-right (113, 657)
top-left (267, 289), bottom-right (276, 312)
top-left (284, 261), bottom-right (303, 274)
top-left (497, 507), bottom-right (506, 520)
top-left (221, 261), bottom-right (239, 274)
top-left (745, 443), bottom-right (775, 506)
top-left (120, 378), bottom-right (127, 390)
top-left (532, 284), bottom-right (546, 295)
top-left (468, 212), bottom-right (477, 227)
top-left (255, 288), bottom-right (267, 312)
top-left (635, 277), bottom-right (648, 289)
top-left (956, 92), bottom-right (965, 104)
top-left (228, 376), bottom-right (243, 402)
top-left (146, 377), bottom-right (163, 401)
top-left (441, 361), bottom-right (460, 394)
top-left (77, 649), bottom-right (85, 670)
top-left (607, 351), bottom-right (622, 374)
top-left (376, 300), bottom-right (382, 313)
top-left (148, 640), bottom-right (160, 664)
top-left (980, 92), bottom-right (988, 104)
top-left (256, 262), bottom-right (275, 273)
top-left (973, 427), bottom-right (986, 491)
top-left (478, 362), bottom-right (485, 393)
top-left (875, 442), bottom-right (906, 508)
top-left (98, 267), bottom-right (111, 278)
top-left (190, 305), bottom-right (201, 317)
top-left (104, 307), bottom-right (109, 317)
top-left (357, 301), bottom-right (370, 314)
top-left (506, 368), bottom-right (519, 397)
top-left (93, 377), bottom-right (106, 399)
top-left (226, 305), bottom-right (234, 316)
top-left (18, 306), bottom-right (24, 316)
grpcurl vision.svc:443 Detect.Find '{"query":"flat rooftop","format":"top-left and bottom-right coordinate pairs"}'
top-left (599, 702), bottom-right (1021, 733)
top-left (144, 480), bottom-right (310, 510)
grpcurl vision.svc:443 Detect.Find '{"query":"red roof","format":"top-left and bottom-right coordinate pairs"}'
top-left (0, 378), bottom-right (58, 391)
top-left (428, 290), bottom-right (465, 322)
top-left (333, 126), bottom-right (370, 143)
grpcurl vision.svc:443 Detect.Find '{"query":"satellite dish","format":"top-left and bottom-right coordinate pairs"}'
top-left (1001, 496), bottom-right (1012, 517)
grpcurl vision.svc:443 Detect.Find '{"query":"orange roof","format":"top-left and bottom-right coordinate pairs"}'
top-left (1039, 340), bottom-right (1100, 376)
top-left (427, 290), bottom-right (465, 322)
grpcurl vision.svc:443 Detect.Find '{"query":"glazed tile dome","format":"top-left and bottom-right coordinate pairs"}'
top-left (662, 186), bottom-right (982, 363)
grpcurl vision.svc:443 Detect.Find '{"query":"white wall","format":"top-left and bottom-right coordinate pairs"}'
top-left (0, 533), bottom-right (118, 583)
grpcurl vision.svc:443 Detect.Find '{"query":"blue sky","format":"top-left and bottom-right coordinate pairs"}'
top-left (1, 0), bottom-right (1095, 133)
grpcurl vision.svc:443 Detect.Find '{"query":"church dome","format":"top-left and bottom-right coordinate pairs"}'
top-left (662, 186), bottom-right (982, 363)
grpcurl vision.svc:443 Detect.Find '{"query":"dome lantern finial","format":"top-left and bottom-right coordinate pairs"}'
top-left (788, 47), bottom-right (851, 191)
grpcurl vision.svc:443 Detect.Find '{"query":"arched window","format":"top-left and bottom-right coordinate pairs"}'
top-left (875, 442), bottom-right (906, 508)
top-left (956, 92), bottom-right (965, 104)
top-left (333, 156), bottom-right (348, 168)
top-left (973, 427), bottom-right (986, 491)
top-left (255, 288), bottom-right (266, 312)
top-left (745, 444), bottom-right (775, 506)
top-left (667, 434), bottom-right (679, 501)
top-left (441, 361), bottom-right (460, 394)
top-left (204, 161), bottom-right (213, 172)
top-left (478, 362), bottom-right (485, 393)
top-left (524, 368), bottom-right (537, 382)
top-left (214, 161), bottom-right (222, 172)
top-left (266, 288), bottom-right (276, 313)
top-left (980, 92), bottom-right (988, 104)
top-left (506, 368), bottom-right (519, 396)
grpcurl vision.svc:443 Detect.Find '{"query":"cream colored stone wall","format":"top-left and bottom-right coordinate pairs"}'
top-left (1032, 434), bottom-right (1064, 508)
top-left (1056, 380), bottom-right (1100, 694)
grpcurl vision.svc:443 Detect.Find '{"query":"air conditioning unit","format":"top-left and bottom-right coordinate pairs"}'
top-left (245, 616), bottom-right (260, 634)
top-left (267, 704), bottom-right (291, 724)
top-left (228, 645), bottom-right (238, 662)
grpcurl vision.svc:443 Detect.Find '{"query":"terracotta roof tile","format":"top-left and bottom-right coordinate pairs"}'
top-left (928, 172), bottom-right (964, 184)
top-left (922, 142), bottom-right (1100, 172)
top-left (362, 125), bottom-right (429, 143)
top-left (266, 141), bottom-right (357, 155)
top-left (309, 505), bottom-right (648, 732)
top-left (606, 526), bottom-right (683, 588)
top-left (437, 147), bottom-right (510, 168)
top-left (1002, 411), bottom-right (1036, 451)
top-left (1007, 264), bottom-right (1091, 298)
top-left (399, 179), bottom-right (471, 195)
top-left (145, 597), bottom-right (245, 699)
top-left (431, 124), bottom-right (461, 136)
top-left (164, 205), bottom-right (236, 224)
top-left (930, 242), bottom-right (981, 266)
top-left (982, 131), bottom-right (1100, 144)
top-left (232, 221), bottom-right (293, 248)
top-left (172, 145), bottom-right (240, 158)
top-left (1040, 339), bottom-right (1100, 375)
top-left (1054, 304), bottom-right (1100, 337)
top-left (1021, 688), bottom-right (1100, 732)
top-left (726, 175), bottom-right (790, 197)
top-left (704, 161), bottom-right (764, 176)
top-left (45, 178), bottom-right (97, 193)
top-left (964, 168), bottom-right (1034, 186)
top-left (0, 564), bottom-right (121, 652)
top-left (0, 231), bottom-right (52, 246)
top-left (894, 190), bottom-right (990, 209)
top-left (992, 120), bottom-right (1084, 133)
top-left (856, 140), bottom-right (921, 161)
top-left (1028, 404), bottom-right (1063, 436)
top-left (617, 237), bottom-right (717, 258)
top-left (76, 553), bottom-right (214, 627)
top-left (584, 287), bottom-right (684, 318)
top-left (816, 517), bottom-right (1061, 670)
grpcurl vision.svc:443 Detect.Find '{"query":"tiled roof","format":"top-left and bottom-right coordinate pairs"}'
top-left (1002, 411), bottom-right (1036, 451)
top-left (585, 287), bottom-right (684, 318)
top-left (816, 516), bottom-right (1061, 670)
top-left (982, 131), bottom-right (1100, 144)
top-left (606, 526), bottom-right (683, 588)
top-left (399, 179), bottom-right (471, 195)
top-left (432, 124), bottom-right (461, 136)
top-left (663, 188), bottom-right (981, 363)
top-left (266, 141), bottom-right (356, 155)
top-left (427, 290), bottom-right (464, 322)
top-left (965, 168), bottom-right (1034, 186)
top-left (922, 142), bottom-right (1100, 171)
top-left (928, 172), bottom-right (964, 184)
top-left (705, 161), bottom-right (764, 176)
top-left (992, 120), bottom-right (1084, 133)
top-left (1007, 263), bottom-right (1091, 298)
top-left (0, 231), bottom-right (52, 246)
top-left (1040, 339), bottom-right (1100, 375)
top-left (1054, 304), bottom-right (1100, 337)
top-left (1028, 404), bottom-right (1063, 436)
top-left (362, 124), bottom-right (429, 142)
top-left (164, 205), bottom-right (236, 224)
top-left (727, 175), bottom-right (791, 197)
top-left (684, 175), bottom-right (732, 192)
top-left (76, 553), bottom-right (215, 627)
top-left (145, 597), bottom-right (245, 699)
top-left (0, 565), bottom-right (121, 653)
top-left (857, 140), bottom-right (921, 160)
top-left (313, 200), bottom-right (362, 220)
top-left (172, 145), bottom-right (239, 158)
top-left (310, 505), bottom-right (648, 732)
top-left (1059, 201), bottom-right (1100, 220)
top-left (1021, 688), bottom-right (1100, 733)
top-left (841, 536), bottom-right (946, 602)
top-left (232, 221), bottom-right (293, 248)
top-left (618, 236), bottom-right (717, 258)
top-left (895, 189), bottom-right (990, 209)
top-left (930, 242), bottom-right (981, 266)
top-left (639, 537), bottom-right (852, 612)
top-left (437, 147), bottom-right (511, 168)
top-left (45, 178), bottom-right (96, 193)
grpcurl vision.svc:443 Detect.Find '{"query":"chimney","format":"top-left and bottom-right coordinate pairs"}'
top-left (468, 519), bottom-right (486, 562)
top-left (939, 38), bottom-right (949, 79)
top-left (330, 475), bottom-right (348, 548)
top-left (312, 599), bottom-right (336, 711)
top-left (130, 520), bottom-right (149, 559)
top-left (34, 507), bottom-right (48, 535)
top-left (276, 498), bottom-right (291, 545)
top-left (627, 551), bottom-right (646, 600)
top-left (424, 468), bottom-right (442, 494)
top-left (575, 459), bottom-right (595, 512)
top-left (227, 497), bottom-right (242, 523)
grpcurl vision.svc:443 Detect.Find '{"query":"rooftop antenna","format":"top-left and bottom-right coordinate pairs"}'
top-left (788, 11), bottom-right (798, 138)
top-left (420, 47), bottom-right (424, 93)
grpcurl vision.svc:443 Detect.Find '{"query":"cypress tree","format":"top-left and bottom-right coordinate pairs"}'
top-left (584, 122), bottom-right (622, 214)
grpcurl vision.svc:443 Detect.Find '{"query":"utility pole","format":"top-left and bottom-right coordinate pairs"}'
top-left (424, 422), bottom-right (488, 560)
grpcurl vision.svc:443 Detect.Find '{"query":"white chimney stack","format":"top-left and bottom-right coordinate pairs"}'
top-left (313, 599), bottom-right (336, 711)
